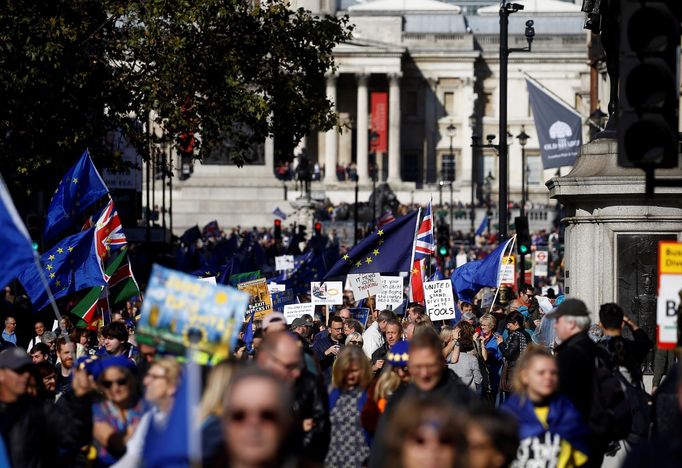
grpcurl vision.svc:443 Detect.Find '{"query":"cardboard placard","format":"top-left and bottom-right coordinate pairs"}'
top-left (237, 278), bottom-right (274, 321)
top-left (376, 276), bottom-right (404, 310)
top-left (275, 255), bottom-right (295, 271)
top-left (499, 255), bottom-right (515, 287)
top-left (271, 289), bottom-right (296, 313)
top-left (348, 273), bottom-right (382, 300)
top-left (198, 276), bottom-right (217, 285)
top-left (657, 241), bottom-right (682, 349)
top-left (311, 281), bottom-right (343, 305)
top-left (283, 303), bottom-right (315, 324)
top-left (137, 264), bottom-right (249, 360)
top-left (424, 279), bottom-right (457, 321)
top-left (267, 283), bottom-right (286, 293)
top-left (349, 307), bottom-right (370, 327)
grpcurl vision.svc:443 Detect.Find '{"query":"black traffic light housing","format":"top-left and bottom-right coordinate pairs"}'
top-left (436, 222), bottom-right (450, 257)
top-left (617, 0), bottom-right (680, 170)
top-left (314, 222), bottom-right (322, 236)
top-left (274, 219), bottom-right (282, 241)
top-left (515, 215), bottom-right (531, 255)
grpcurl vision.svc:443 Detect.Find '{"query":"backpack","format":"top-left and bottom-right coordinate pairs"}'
top-left (587, 347), bottom-right (633, 449)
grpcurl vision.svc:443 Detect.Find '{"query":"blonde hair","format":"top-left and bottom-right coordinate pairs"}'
top-left (511, 344), bottom-right (555, 395)
top-left (479, 313), bottom-right (497, 328)
top-left (151, 357), bottom-right (182, 388)
top-left (198, 360), bottom-right (236, 422)
top-left (332, 346), bottom-right (372, 390)
top-left (375, 365), bottom-right (401, 401)
top-left (439, 325), bottom-right (453, 343)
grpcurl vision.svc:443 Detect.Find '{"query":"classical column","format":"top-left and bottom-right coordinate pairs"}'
top-left (424, 77), bottom-right (437, 183)
top-left (324, 74), bottom-right (338, 184)
top-left (387, 73), bottom-right (402, 184)
top-left (356, 74), bottom-right (370, 184)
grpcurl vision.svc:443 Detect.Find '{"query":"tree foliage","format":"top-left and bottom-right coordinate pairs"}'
top-left (0, 0), bottom-right (352, 193)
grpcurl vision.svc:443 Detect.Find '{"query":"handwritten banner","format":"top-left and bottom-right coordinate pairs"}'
top-left (275, 255), bottom-right (295, 271)
top-left (424, 279), bottom-right (457, 321)
top-left (376, 276), bottom-right (404, 310)
top-left (348, 273), bottom-right (381, 300)
top-left (283, 303), bottom-right (315, 324)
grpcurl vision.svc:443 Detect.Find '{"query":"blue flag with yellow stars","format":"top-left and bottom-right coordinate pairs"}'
top-left (324, 210), bottom-right (420, 279)
top-left (44, 150), bottom-right (109, 241)
top-left (18, 227), bottom-right (107, 312)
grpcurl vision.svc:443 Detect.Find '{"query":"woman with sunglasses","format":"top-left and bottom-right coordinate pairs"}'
top-left (325, 345), bottom-right (373, 468)
top-left (220, 367), bottom-right (294, 467)
top-left (92, 356), bottom-right (148, 467)
top-left (111, 357), bottom-right (181, 467)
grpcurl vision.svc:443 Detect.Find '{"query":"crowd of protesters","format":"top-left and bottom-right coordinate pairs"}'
top-left (1, 271), bottom-right (681, 467)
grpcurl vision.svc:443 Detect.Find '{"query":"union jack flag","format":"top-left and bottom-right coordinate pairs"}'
top-left (414, 200), bottom-right (435, 261)
top-left (377, 210), bottom-right (396, 228)
top-left (94, 198), bottom-right (127, 273)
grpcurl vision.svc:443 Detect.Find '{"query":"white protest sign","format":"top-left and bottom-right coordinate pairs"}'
top-left (657, 241), bottom-right (682, 349)
top-left (311, 281), bottom-right (343, 305)
top-left (456, 253), bottom-right (468, 268)
top-left (376, 276), bottom-right (404, 310)
top-left (275, 255), bottom-right (295, 271)
top-left (198, 276), bottom-right (217, 285)
top-left (267, 283), bottom-right (286, 294)
top-left (424, 279), bottom-right (457, 321)
top-left (499, 256), bottom-right (515, 287)
top-left (348, 273), bottom-right (382, 300)
top-left (283, 303), bottom-right (315, 324)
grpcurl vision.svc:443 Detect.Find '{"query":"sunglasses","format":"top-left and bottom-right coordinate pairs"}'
top-left (349, 340), bottom-right (362, 345)
top-left (101, 377), bottom-right (128, 389)
top-left (228, 408), bottom-right (280, 425)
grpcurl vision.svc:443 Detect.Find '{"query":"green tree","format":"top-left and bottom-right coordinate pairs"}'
top-left (0, 0), bottom-right (352, 194)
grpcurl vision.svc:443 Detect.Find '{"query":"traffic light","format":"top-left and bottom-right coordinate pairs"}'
top-left (515, 216), bottom-right (531, 255)
top-left (178, 130), bottom-right (195, 181)
top-left (274, 219), bottom-right (282, 241)
top-left (442, 154), bottom-right (456, 182)
top-left (617, 0), bottom-right (680, 169)
top-left (314, 222), bottom-right (322, 236)
top-left (437, 222), bottom-right (450, 257)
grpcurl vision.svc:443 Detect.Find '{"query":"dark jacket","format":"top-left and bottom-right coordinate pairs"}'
top-left (499, 329), bottom-right (531, 367)
top-left (311, 332), bottom-right (343, 387)
top-left (554, 331), bottom-right (596, 422)
top-left (600, 329), bottom-right (652, 385)
top-left (0, 390), bottom-right (93, 468)
top-left (368, 369), bottom-right (475, 468)
top-left (292, 368), bottom-right (331, 463)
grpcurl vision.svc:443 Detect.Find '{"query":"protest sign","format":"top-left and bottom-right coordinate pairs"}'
top-left (275, 255), bottom-right (295, 271)
top-left (499, 256), bottom-right (515, 287)
top-left (271, 289), bottom-right (296, 313)
top-left (198, 276), bottom-right (217, 285)
top-left (311, 281), bottom-right (343, 305)
top-left (237, 278), bottom-right (274, 320)
top-left (283, 303), bottom-right (315, 324)
top-left (348, 273), bottom-right (382, 300)
top-left (267, 283), bottom-right (286, 294)
top-left (137, 264), bottom-right (249, 361)
top-left (349, 307), bottom-right (370, 327)
top-left (424, 279), bottom-right (457, 321)
top-left (456, 253), bottom-right (468, 268)
top-left (657, 241), bottom-right (682, 349)
top-left (376, 276), bottom-right (403, 310)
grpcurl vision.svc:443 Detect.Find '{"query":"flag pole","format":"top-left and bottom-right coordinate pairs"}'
top-left (488, 235), bottom-right (516, 314)
top-left (32, 251), bottom-right (69, 339)
top-left (427, 196), bottom-right (433, 279)
top-left (407, 207), bottom-right (422, 302)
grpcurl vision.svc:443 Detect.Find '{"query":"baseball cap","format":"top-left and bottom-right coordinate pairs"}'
top-left (546, 298), bottom-right (589, 319)
top-left (262, 312), bottom-right (286, 330)
top-left (291, 317), bottom-right (313, 328)
top-left (0, 348), bottom-right (33, 371)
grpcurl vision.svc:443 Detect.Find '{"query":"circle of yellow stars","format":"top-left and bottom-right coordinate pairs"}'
top-left (44, 244), bottom-right (75, 292)
top-left (342, 229), bottom-right (385, 270)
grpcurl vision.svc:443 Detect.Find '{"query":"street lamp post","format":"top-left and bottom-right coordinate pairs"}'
top-left (516, 127), bottom-right (530, 217)
top-left (468, 114), bottom-right (477, 233)
top-left (499, 2), bottom-right (534, 239)
top-left (484, 171), bottom-right (495, 235)
top-left (446, 123), bottom-right (456, 231)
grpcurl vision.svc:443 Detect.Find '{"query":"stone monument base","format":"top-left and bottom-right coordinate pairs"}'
top-left (547, 139), bottom-right (682, 319)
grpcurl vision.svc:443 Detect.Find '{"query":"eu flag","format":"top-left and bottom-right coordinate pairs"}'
top-left (324, 210), bottom-right (420, 279)
top-left (18, 227), bottom-right (107, 311)
top-left (450, 238), bottom-right (513, 302)
top-left (44, 150), bottom-right (109, 241)
top-left (0, 175), bottom-right (35, 289)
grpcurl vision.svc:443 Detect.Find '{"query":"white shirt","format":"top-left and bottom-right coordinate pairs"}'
top-left (362, 321), bottom-right (384, 359)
